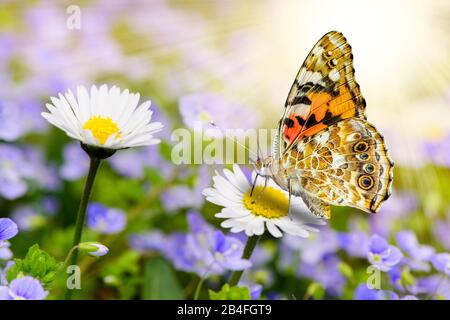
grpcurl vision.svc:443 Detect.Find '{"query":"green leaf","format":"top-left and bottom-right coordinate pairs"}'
top-left (338, 261), bottom-right (354, 279)
top-left (209, 284), bottom-right (251, 300)
top-left (400, 268), bottom-right (416, 287)
top-left (305, 282), bottom-right (325, 300)
top-left (101, 251), bottom-right (141, 278)
top-left (6, 244), bottom-right (62, 290)
top-left (142, 256), bottom-right (183, 300)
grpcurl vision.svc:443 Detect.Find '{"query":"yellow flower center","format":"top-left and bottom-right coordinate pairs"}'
top-left (243, 185), bottom-right (289, 219)
top-left (83, 116), bottom-right (120, 145)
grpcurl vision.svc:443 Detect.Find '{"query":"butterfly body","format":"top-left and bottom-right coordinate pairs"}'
top-left (255, 31), bottom-right (393, 219)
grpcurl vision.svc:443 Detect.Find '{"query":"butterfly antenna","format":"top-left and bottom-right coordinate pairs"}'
top-left (209, 121), bottom-right (258, 163)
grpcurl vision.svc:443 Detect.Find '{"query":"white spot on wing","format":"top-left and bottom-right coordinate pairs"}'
top-left (315, 131), bottom-right (330, 145)
top-left (300, 71), bottom-right (323, 85)
top-left (331, 154), bottom-right (346, 168)
top-left (328, 69), bottom-right (340, 82)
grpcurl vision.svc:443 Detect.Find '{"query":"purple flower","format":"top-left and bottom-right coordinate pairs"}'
top-left (79, 242), bottom-right (109, 257)
top-left (430, 253), bottom-right (450, 276)
top-left (161, 166), bottom-right (209, 212)
top-left (87, 203), bottom-right (126, 234)
top-left (108, 149), bottom-right (147, 179)
top-left (0, 276), bottom-right (48, 300)
top-left (423, 134), bottom-right (450, 167)
top-left (208, 231), bottom-right (252, 271)
top-left (283, 229), bottom-right (339, 265)
top-left (0, 261), bottom-right (14, 285)
top-left (0, 218), bottom-right (18, 241)
top-left (0, 219), bottom-right (15, 260)
top-left (416, 275), bottom-right (450, 299)
top-left (0, 144), bottom-right (29, 199)
top-left (179, 92), bottom-right (260, 138)
top-left (149, 212), bottom-right (251, 276)
top-left (238, 283), bottom-right (262, 300)
top-left (11, 206), bottom-right (46, 231)
top-left (298, 254), bottom-right (346, 297)
top-left (128, 231), bottom-right (167, 252)
top-left (0, 99), bottom-right (48, 141)
top-left (161, 186), bottom-right (203, 211)
top-left (338, 231), bottom-right (370, 258)
top-left (22, 147), bottom-right (60, 191)
top-left (42, 196), bottom-right (59, 216)
top-left (434, 220), bottom-right (450, 251)
top-left (0, 241), bottom-right (13, 260)
top-left (109, 145), bottom-right (172, 179)
top-left (370, 192), bottom-right (417, 238)
top-left (353, 284), bottom-right (401, 300)
top-left (368, 234), bottom-right (403, 272)
top-left (396, 230), bottom-right (434, 271)
top-left (59, 142), bottom-right (89, 180)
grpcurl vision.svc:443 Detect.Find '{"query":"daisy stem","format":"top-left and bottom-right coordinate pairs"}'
top-left (64, 156), bottom-right (101, 300)
top-left (229, 235), bottom-right (260, 287)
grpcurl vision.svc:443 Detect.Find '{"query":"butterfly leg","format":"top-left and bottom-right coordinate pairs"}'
top-left (288, 178), bottom-right (293, 220)
top-left (250, 173), bottom-right (260, 197)
top-left (253, 176), bottom-right (268, 203)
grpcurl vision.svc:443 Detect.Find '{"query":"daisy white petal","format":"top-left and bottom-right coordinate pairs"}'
top-left (42, 85), bottom-right (163, 150)
top-left (203, 165), bottom-right (325, 238)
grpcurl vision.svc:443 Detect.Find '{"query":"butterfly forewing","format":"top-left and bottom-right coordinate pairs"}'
top-left (276, 31), bottom-right (366, 159)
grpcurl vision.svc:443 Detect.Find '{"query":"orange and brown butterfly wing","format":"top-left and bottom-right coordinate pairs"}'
top-left (273, 31), bottom-right (394, 218)
top-left (276, 31), bottom-right (366, 159)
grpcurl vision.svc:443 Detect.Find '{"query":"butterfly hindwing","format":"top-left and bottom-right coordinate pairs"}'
top-left (284, 118), bottom-right (393, 217)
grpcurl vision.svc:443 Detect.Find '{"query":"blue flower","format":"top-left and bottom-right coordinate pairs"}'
top-left (0, 261), bottom-right (14, 286)
top-left (0, 144), bottom-right (29, 199)
top-left (430, 253), bottom-right (450, 276)
top-left (354, 284), bottom-right (399, 300)
top-left (238, 283), bottom-right (262, 300)
top-left (298, 254), bottom-right (346, 297)
top-left (87, 203), bottom-right (126, 234)
top-left (0, 276), bottom-right (48, 300)
top-left (434, 220), bottom-right (450, 251)
top-left (128, 231), bottom-right (167, 252)
top-left (59, 142), bottom-right (89, 181)
top-left (0, 99), bottom-right (47, 141)
top-left (396, 230), bottom-right (434, 271)
top-left (283, 229), bottom-right (339, 265)
top-left (179, 92), bottom-right (260, 138)
top-left (368, 234), bottom-right (403, 272)
top-left (11, 206), bottom-right (46, 231)
top-left (0, 218), bottom-right (18, 241)
top-left (338, 230), bottom-right (370, 258)
top-left (416, 275), bottom-right (450, 299)
top-left (0, 241), bottom-right (13, 260)
top-left (161, 166), bottom-right (209, 212)
top-left (208, 231), bottom-right (252, 271)
top-left (79, 242), bottom-right (109, 257)
top-left (354, 284), bottom-right (418, 300)
top-left (370, 192), bottom-right (417, 238)
top-left (0, 218), bottom-right (17, 260)
top-left (141, 211), bottom-right (251, 276)
top-left (423, 133), bottom-right (450, 167)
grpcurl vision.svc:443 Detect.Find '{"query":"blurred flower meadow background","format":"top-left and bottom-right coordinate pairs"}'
top-left (0, 0), bottom-right (450, 300)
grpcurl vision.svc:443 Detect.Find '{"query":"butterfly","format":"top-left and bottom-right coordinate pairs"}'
top-left (255, 31), bottom-right (394, 219)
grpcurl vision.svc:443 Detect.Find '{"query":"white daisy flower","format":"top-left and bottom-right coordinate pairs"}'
top-left (42, 84), bottom-right (163, 150)
top-left (203, 164), bottom-right (325, 238)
